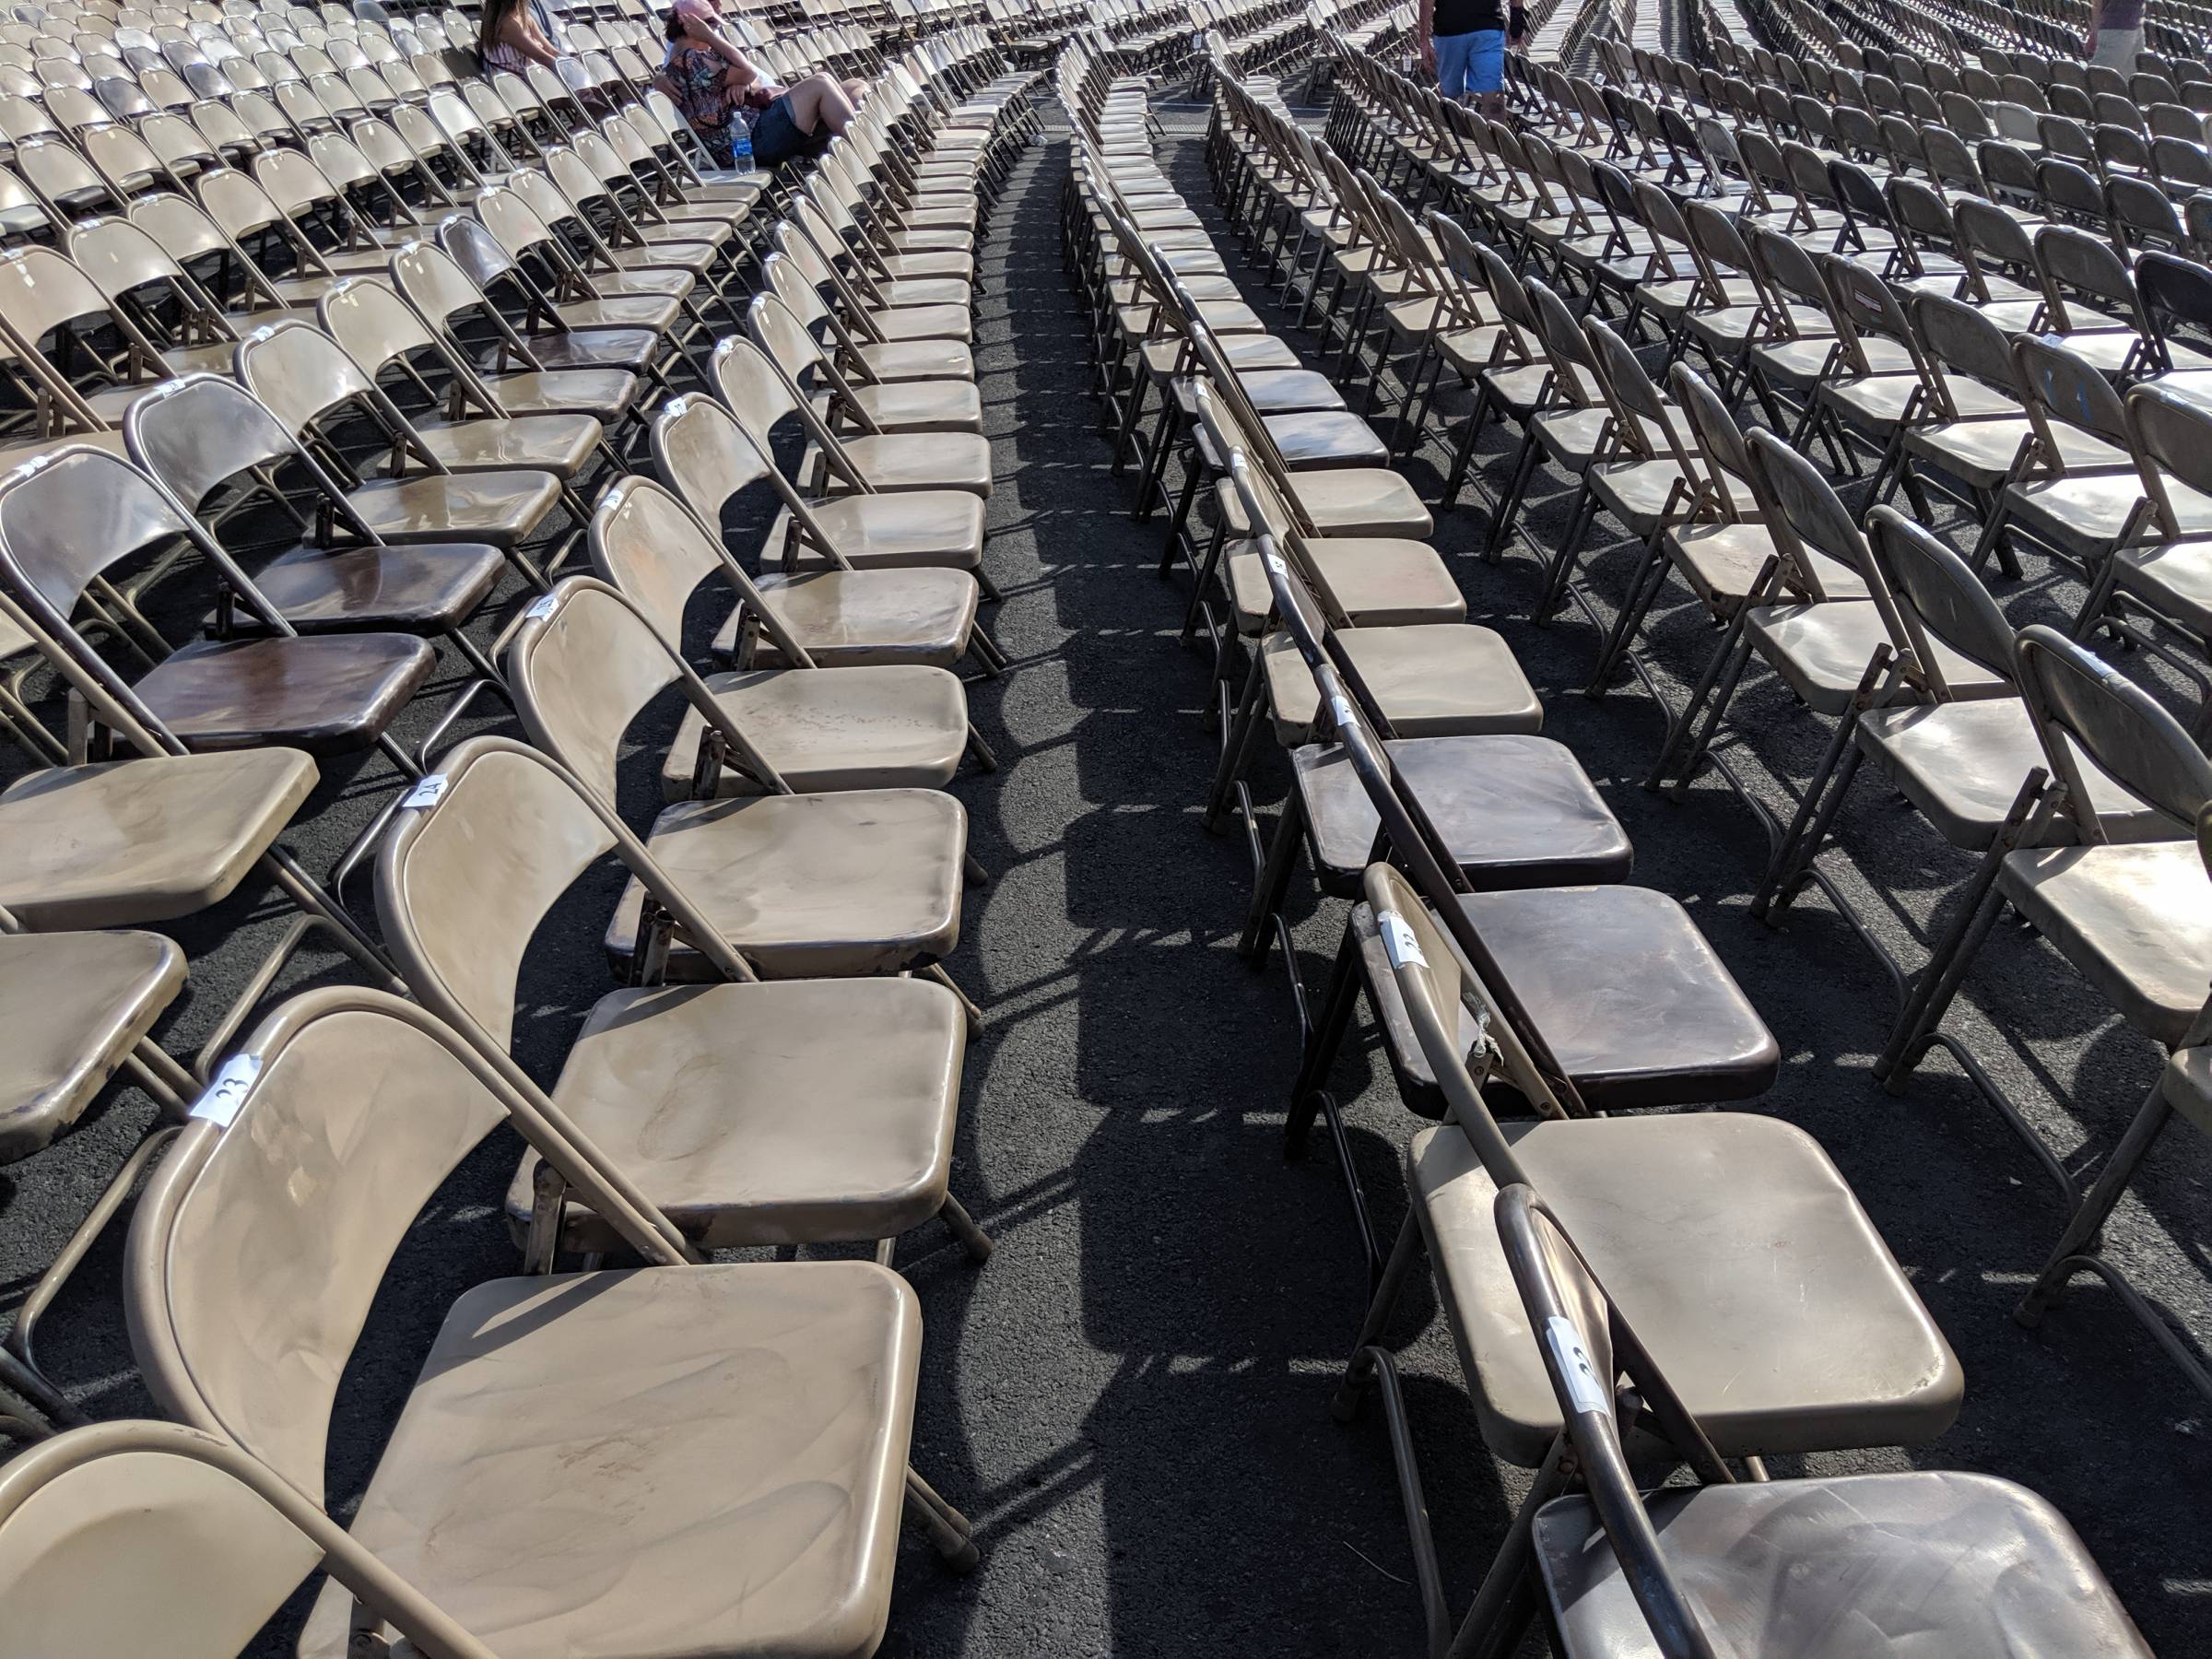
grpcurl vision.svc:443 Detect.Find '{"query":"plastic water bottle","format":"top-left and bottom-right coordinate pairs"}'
top-left (729, 119), bottom-right (754, 174)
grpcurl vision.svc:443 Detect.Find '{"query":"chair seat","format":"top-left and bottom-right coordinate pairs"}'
top-left (0, 747), bottom-right (316, 927)
top-left (1667, 522), bottom-right (1867, 615)
top-left (553, 292), bottom-right (685, 334)
top-left (516, 327), bottom-right (664, 373)
top-left (607, 786), bottom-right (966, 978)
top-left (1228, 538), bottom-right (1465, 633)
top-left (1360, 879), bottom-right (1779, 1117)
top-left (1171, 367), bottom-right (1344, 418)
top-left (2008, 465), bottom-right (2212, 553)
top-left (1261, 625), bottom-right (1542, 741)
top-left (0, 927), bottom-right (184, 1161)
top-left (135, 634), bottom-right (436, 757)
top-left (479, 366), bottom-right (641, 421)
top-left (2000, 838), bottom-right (2212, 1046)
top-left (1410, 1111), bottom-right (1958, 1465)
top-left (751, 568), bottom-right (979, 670)
top-left (832, 430), bottom-right (993, 497)
top-left (1859, 698), bottom-right (2182, 849)
top-left (865, 301), bottom-right (973, 344)
top-left (1141, 332), bottom-right (1302, 379)
top-left (300, 1262), bottom-right (919, 1659)
top-left (1217, 467), bottom-right (1433, 539)
top-left (875, 276), bottom-right (971, 310)
top-left (1290, 734), bottom-right (1631, 894)
top-left (782, 492), bottom-right (985, 573)
top-left (406, 412), bottom-right (605, 477)
top-left (514, 977), bottom-right (965, 1251)
top-left (251, 541), bottom-right (505, 633)
top-left (1534, 1471), bottom-right (2150, 1658)
top-left (1744, 599), bottom-right (2012, 715)
top-left (344, 469), bottom-right (561, 547)
top-left (1261, 408), bottom-right (1391, 470)
top-left (2111, 535), bottom-right (2212, 629)
top-left (845, 379), bottom-right (983, 434)
top-left (854, 337), bottom-right (976, 382)
top-left (663, 664), bottom-right (969, 797)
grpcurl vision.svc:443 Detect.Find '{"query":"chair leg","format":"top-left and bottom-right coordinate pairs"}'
top-left (1751, 703), bottom-right (1865, 920)
top-left (1480, 428), bottom-right (1543, 563)
top-left (922, 961), bottom-right (986, 1038)
top-left (1532, 482), bottom-right (1597, 622)
top-left (940, 1191), bottom-right (994, 1263)
top-left (1583, 523), bottom-right (1670, 694)
top-left (1285, 920), bottom-right (1364, 1160)
top-left (2016, 1078), bottom-right (2173, 1327)
top-left (1238, 792), bottom-right (1307, 959)
top-left (1203, 650), bottom-right (1270, 830)
top-left (1327, 1212), bottom-right (1424, 1420)
top-left (904, 1467), bottom-right (981, 1572)
top-left (1874, 830), bottom-right (2017, 1088)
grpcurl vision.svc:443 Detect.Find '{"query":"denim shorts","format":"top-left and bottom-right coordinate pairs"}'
top-left (1434, 28), bottom-right (1507, 97)
top-left (750, 92), bottom-right (827, 167)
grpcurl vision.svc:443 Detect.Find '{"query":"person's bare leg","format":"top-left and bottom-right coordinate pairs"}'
top-left (783, 72), bottom-right (855, 137)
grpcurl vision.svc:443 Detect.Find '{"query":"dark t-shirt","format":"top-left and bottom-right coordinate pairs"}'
top-left (1433, 0), bottom-right (1526, 36)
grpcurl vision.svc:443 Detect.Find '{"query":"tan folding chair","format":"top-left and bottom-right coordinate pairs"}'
top-left (0, 1419), bottom-right (497, 1655)
top-left (381, 732), bottom-right (988, 1220)
top-left (1473, 1182), bottom-right (2148, 1656)
top-left (128, 981), bottom-right (979, 1656)
top-left (653, 387), bottom-right (1000, 665)
top-left (748, 288), bottom-right (983, 436)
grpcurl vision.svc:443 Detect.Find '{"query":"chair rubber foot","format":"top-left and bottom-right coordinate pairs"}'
top-left (946, 1540), bottom-right (982, 1574)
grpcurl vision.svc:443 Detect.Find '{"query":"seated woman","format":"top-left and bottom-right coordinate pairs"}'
top-left (656, 0), bottom-right (867, 170)
top-left (477, 0), bottom-right (567, 73)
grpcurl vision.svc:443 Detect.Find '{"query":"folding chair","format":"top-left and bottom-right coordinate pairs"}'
top-left (1882, 625), bottom-right (2212, 1091)
top-left (738, 300), bottom-right (989, 517)
top-left (654, 381), bottom-right (998, 667)
top-left (1461, 1181), bottom-right (2148, 1655)
top-left (0, 1419), bottom-right (496, 1654)
top-left (128, 980), bottom-right (980, 1656)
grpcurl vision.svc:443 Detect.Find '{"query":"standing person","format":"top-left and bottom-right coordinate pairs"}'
top-left (2086, 0), bottom-right (2144, 71)
top-left (654, 0), bottom-right (869, 170)
top-left (1418, 0), bottom-right (1527, 115)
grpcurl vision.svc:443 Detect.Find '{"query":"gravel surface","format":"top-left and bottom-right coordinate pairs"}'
top-left (3, 106), bottom-right (2208, 1655)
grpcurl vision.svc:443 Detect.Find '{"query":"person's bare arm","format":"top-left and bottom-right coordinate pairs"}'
top-left (679, 12), bottom-right (762, 84)
top-left (498, 11), bottom-right (564, 67)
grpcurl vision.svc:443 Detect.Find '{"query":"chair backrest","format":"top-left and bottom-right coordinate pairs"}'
top-left (126, 981), bottom-right (692, 1503)
top-left (1863, 505), bottom-right (2017, 698)
top-left (375, 733), bottom-right (757, 1063)
top-left (2012, 331), bottom-right (2132, 456)
top-left (230, 312), bottom-right (390, 439)
top-left (122, 366), bottom-right (339, 524)
top-left (508, 574), bottom-right (789, 804)
top-left (2125, 381), bottom-right (2212, 538)
top-left (584, 472), bottom-right (742, 647)
top-left (2014, 623), bottom-right (2212, 842)
top-left (1485, 1180), bottom-right (1730, 1659)
top-left (0, 1418), bottom-right (497, 1659)
top-left (0, 440), bottom-right (235, 631)
top-left (1742, 426), bottom-right (1885, 609)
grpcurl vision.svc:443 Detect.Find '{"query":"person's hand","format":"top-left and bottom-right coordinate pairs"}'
top-left (1418, 32), bottom-right (1435, 71)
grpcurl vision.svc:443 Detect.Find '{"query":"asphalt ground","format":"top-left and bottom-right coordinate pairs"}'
top-left (1, 104), bottom-right (2209, 1655)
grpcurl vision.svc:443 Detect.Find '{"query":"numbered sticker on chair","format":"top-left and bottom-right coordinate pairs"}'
top-left (1264, 551), bottom-right (1289, 578)
top-left (1328, 694), bottom-right (1358, 735)
top-left (1376, 909), bottom-right (1426, 970)
top-left (524, 593), bottom-right (560, 622)
top-left (188, 1053), bottom-right (263, 1129)
top-left (1545, 1316), bottom-right (1613, 1418)
top-left (402, 773), bottom-right (448, 810)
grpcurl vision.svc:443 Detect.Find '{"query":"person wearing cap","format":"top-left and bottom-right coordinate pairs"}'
top-left (656, 0), bottom-right (867, 169)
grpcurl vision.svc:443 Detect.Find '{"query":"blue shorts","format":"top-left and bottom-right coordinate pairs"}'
top-left (750, 92), bottom-right (827, 168)
top-left (1434, 29), bottom-right (1506, 98)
